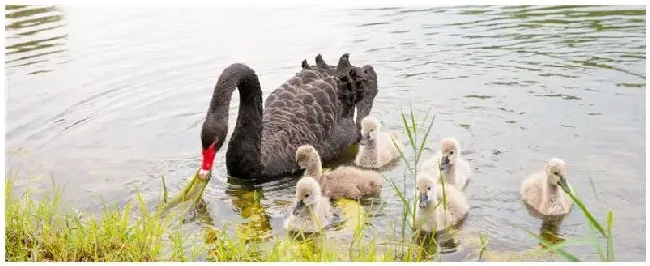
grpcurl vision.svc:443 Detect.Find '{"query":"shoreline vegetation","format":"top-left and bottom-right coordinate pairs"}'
top-left (5, 109), bottom-right (615, 262)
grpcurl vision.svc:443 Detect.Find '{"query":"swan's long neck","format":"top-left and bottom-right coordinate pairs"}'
top-left (209, 64), bottom-right (264, 176)
top-left (305, 154), bottom-right (323, 182)
top-left (365, 139), bottom-right (379, 160)
top-left (442, 153), bottom-right (458, 182)
top-left (542, 174), bottom-right (560, 204)
top-left (444, 162), bottom-right (456, 176)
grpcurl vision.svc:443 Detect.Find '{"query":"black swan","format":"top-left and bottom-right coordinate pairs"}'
top-left (199, 53), bottom-right (378, 180)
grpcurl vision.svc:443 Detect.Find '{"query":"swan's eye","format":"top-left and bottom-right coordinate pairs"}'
top-left (554, 172), bottom-right (560, 176)
top-left (427, 187), bottom-right (431, 191)
top-left (305, 194), bottom-right (309, 198)
top-left (449, 151), bottom-right (454, 155)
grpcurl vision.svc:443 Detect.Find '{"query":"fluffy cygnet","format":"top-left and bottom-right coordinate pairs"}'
top-left (355, 116), bottom-right (402, 169)
top-left (420, 137), bottom-right (472, 190)
top-left (296, 145), bottom-right (382, 200)
top-left (521, 158), bottom-right (573, 216)
top-left (414, 173), bottom-right (469, 233)
top-left (284, 176), bottom-right (333, 233)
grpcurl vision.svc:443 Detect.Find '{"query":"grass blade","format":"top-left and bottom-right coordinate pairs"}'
top-left (587, 221), bottom-right (606, 261)
top-left (419, 105), bottom-right (434, 129)
top-left (415, 115), bottom-right (435, 165)
top-left (478, 232), bottom-right (488, 261)
top-left (606, 210), bottom-right (614, 262)
top-left (161, 175), bottom-right (168, 203)
top-left (392, 137), bottom-right (412, 174)
top-left (409, 104), bottom-right (417, 142)
top-left (401, 112), bottom-right (416, 151)
top-left (562, 187), bottom-right (606, 237)
top-left (382, 174), bottom-right (413, 222)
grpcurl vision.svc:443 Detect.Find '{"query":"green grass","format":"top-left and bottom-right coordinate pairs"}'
top-left (3, 107), bottom-right (472, 262)
top-left (5, 176), bottom-right (189, 261)
top-left (5, 173), bottom-right (428, 262)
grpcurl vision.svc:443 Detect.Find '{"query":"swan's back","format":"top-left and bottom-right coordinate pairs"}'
top-left (453, 158), bottom-right (472, 189)
top-left (259, 54), bottom-right (378, 177)
top-left (436, 184), bottom-right (469, 227)
top-left (321, 166), bottom-right (382, 199)
top-left (378, 132), bottom-right (401, 163)
top-left (418, 155), bottom-right (441, 179)
top-left (521, 171), bottom-right (544, 208)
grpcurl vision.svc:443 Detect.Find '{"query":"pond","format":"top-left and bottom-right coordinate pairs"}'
top-left (5, 5), bottom-right (645, 261)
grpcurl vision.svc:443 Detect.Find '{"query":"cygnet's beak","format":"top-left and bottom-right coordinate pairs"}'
top-left (419, 193), bottom-right (428, 209)
top-left (557, 176), bottom-right (571, 193)
top-left (198, 169), bottom-right (211, 180)
top-left (359, 132), bottom-right (370, 145)
top-left (293, 200), bottom-right (305, 215)
top-left (439, 156), bottom-right (450, 171)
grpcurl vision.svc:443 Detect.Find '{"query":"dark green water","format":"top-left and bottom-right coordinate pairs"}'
top-left (5, 5), bottom-right (645, 261)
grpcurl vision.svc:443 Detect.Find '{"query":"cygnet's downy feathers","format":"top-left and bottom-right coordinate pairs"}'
top-left (355, 117), bottom-right (402, 169)
top-left (284, 176), bottom-right (333, 233)
top-left (296, 144), bottom-right (382, 200)
top-left (420, 137), bottom-right (472, 190)
top-left (521, 158), bottom-right (573, 217)
top-left (414, 173), bottom-right (469, 233)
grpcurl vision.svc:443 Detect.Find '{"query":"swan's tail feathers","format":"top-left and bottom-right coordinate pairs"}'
top-left (301, 59), bottom-right (311, 70)
top-left (316, 53), bottom-right (328, 68)
top-left (337, 53), bottom-right (352, 72)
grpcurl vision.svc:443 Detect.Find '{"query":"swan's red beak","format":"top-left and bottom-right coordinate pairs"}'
top-left (199, 141), bottom-right (217, 180)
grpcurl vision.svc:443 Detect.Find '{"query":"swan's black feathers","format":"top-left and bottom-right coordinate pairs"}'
top-left (208, 53), bottom-right (378, 180)
top-left (301, 54), bottom-right (379, 125)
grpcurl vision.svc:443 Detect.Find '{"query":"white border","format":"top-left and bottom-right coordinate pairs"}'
top-left (2, 0), bottom-right (648, 265)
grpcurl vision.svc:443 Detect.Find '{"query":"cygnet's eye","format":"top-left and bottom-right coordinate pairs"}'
top-left (427, 187), bottom-right (431, 191)
top-left (305, 194), bottom-right (309, 198)
top-left (449, 151), bottom-right (454, 155)
top-left (554, 171), bottom-right (560, 176)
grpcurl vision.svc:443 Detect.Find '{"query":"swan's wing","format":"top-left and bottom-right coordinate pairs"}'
top-left (521, 171), bottom-right (544, 206)
top-left (418, 154), bottom-right (441, 175)
top-left (260, 69), bottom-right (340, 175)
top-left (436, 184), bottom-right (469, 226)
top-left (318, 119), bottom-right (358, 162)
top-left (259, 54), bottom-right (378, 177)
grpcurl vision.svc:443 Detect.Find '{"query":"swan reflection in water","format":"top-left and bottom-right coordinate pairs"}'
top-left (522, 199), bottom-right (569, 247)
top-left (224, 183), bottom-right (274, 243)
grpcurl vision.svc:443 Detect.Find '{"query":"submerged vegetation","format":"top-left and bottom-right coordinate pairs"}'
top-left (5, 108), bottom-right (617, 262)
